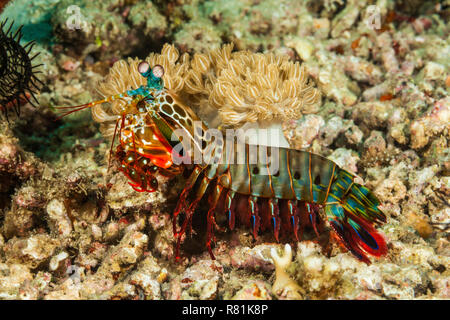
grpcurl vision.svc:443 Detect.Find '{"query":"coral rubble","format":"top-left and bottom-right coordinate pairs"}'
top-left (0, 0), bottom-right (448, 300)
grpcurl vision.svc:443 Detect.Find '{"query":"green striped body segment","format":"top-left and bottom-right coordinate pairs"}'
top-left (214, 144), bottom-right (338, 203)
top-left (342, 184), bottom-right (385, 223)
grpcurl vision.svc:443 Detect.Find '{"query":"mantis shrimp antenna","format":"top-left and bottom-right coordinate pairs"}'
top-left (55, 92), bottom-right (131, 119)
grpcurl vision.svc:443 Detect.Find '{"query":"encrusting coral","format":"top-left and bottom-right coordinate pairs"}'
top-left (92, 43), bottom-right (321, 134)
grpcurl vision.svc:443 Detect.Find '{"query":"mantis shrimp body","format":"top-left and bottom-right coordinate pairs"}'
top-left (171, 144), bottom-right (387, 264)
top-left (59, 61), bottom-right (387, 264)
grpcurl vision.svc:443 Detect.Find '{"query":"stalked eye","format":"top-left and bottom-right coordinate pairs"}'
top-left (138, 61), bottom-right (150, 75)
top-left (152, 64), bottom-right (164, 78)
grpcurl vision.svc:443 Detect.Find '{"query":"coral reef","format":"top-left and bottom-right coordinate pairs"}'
top-left (0, 19), bottom-right (43, 120)
top-left (0, 0), bottom-right (448, 300)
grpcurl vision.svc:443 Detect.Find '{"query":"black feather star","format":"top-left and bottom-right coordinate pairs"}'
top-left (0, 18), bottom-right (44, 120)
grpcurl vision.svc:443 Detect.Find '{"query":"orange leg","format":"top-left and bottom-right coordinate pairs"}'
top-left (108, 117), bottom-right (121, 172)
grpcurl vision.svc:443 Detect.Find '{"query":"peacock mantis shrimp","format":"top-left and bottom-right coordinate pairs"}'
top-left (58, 61), bottom-right (387, 264)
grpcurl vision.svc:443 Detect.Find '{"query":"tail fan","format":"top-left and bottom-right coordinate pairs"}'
top-left (326, 203), bottom-right (387, 264)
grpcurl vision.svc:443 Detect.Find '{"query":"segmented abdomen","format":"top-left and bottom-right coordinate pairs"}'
top-left (207, 143), bottom-right (387, 263)
top-left (215, 144), bottom-right (337, 203)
